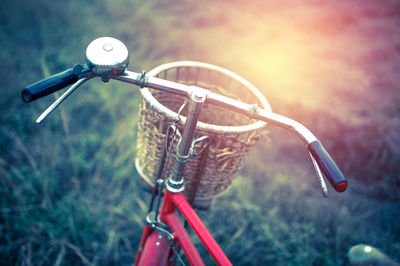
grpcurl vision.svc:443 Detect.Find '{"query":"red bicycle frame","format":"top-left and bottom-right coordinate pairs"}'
top-left (133, 86), bottom-right (233, 265)
top-left (135, 190), bottom-right (232, 265)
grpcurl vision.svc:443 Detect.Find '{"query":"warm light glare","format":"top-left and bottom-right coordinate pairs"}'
top-left (192, 2), bottom-right (372, 113)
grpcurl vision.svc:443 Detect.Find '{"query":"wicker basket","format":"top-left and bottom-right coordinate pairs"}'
top-left (135, 61), bottom-right (271, 207)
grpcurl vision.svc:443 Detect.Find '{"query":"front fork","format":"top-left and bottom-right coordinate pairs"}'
top-left (135, 191), bottom-right (204, 266)
top-left (134, 204), bottom-right (177, 266)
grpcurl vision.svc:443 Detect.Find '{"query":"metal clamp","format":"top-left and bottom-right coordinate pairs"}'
top-left (165, 125), bottom-right (182, 155)
top-left (145, 212), bottom-right (174, 242)
top-left (190, 135), bottom-right (211, 156)
top-left (137, 71), bottom-right (148, 88)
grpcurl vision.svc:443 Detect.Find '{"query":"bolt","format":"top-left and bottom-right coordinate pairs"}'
top-left (191, 88), bottom-right (207, 102)
top-left (103, 43), bottom-right (113, 52)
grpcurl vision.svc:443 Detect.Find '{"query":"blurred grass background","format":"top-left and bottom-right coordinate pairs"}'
top-left (1, 0), bottom-right (400, 265)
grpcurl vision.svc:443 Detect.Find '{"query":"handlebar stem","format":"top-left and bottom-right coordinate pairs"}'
top-left (165, 86), bottom-right (207, 193)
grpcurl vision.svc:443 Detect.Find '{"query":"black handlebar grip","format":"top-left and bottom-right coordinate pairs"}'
top-left (308, 140), bottom-right (348, 192)
top-left (21, 68), bottom-right (78, 102)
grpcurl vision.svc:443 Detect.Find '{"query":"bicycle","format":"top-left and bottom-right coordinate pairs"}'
top-left (22, 37), bottom-right (348, 265)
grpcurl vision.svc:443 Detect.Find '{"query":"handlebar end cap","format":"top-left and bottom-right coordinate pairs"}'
top-left (21, 89), bottom-right (33, 102)
top-left (336, 180), bottom-right (348, 192)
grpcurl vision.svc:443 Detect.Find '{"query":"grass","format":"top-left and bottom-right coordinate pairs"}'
top-left (1, 0), bottom-right (400, 265)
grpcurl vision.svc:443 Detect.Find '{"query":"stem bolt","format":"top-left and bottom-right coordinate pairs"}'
top-left (103, 43), bottom-right (113, 52)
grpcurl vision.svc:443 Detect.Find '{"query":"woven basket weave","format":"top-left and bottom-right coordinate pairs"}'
top-left (135, 61), bottom-right (271, 205)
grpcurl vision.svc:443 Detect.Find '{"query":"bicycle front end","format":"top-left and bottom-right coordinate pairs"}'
top-left (22, 37), bottom-right (347, 265)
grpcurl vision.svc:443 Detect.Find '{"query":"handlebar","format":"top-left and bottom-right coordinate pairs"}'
top-left (308, 140), bottom-right (347, 192)
top-left (21, 65), bottom-right (88, 103)
top-left (20, 37), bottom-right (347, 195)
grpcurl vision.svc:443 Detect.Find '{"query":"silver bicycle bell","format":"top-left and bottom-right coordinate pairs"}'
top-left (86, 37), bottom-right (129, 78)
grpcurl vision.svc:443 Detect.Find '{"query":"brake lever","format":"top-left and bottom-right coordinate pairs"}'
top-left (36, 77), bottom-right (92, 123)
top-left (309, 151), bottom-right (329, 197)
top-left (36, 37), bottom-right (131, 123)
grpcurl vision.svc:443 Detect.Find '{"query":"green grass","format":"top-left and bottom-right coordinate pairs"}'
top-left (1, 0), bottom-right (400, 265)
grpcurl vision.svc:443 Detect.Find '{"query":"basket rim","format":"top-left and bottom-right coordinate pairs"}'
top-left (141, 61), bottom-right (272, 133)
